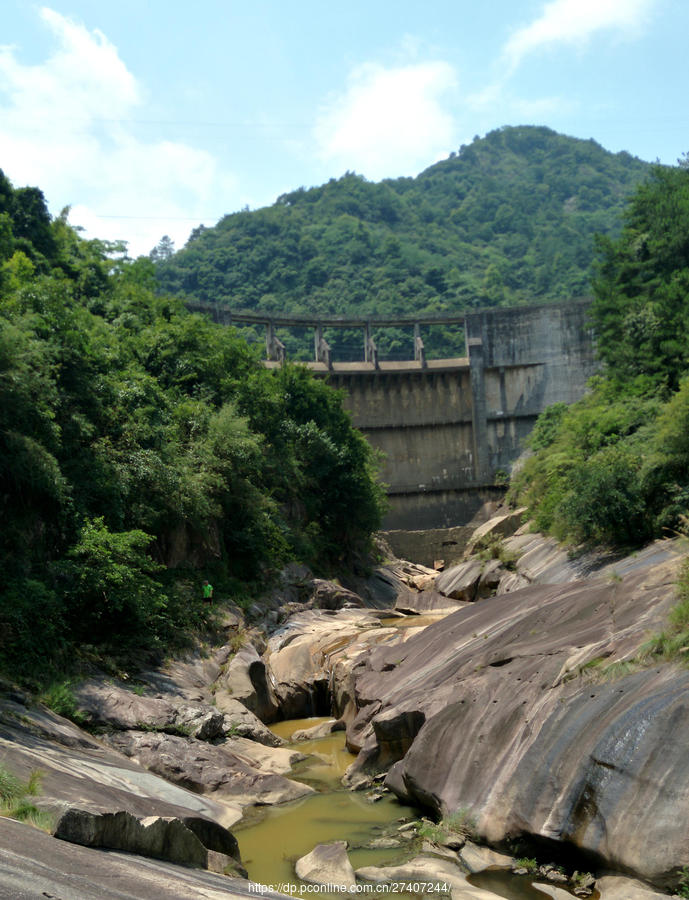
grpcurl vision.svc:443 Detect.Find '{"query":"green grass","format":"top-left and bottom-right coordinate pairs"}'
top-left (474, 536), bottom-right (518, 571)
top-left (515, 857), bottom-right (538, 874)
top-left (0, 765), bottom-right (53, 832)
top-left (640, 558), bottom-right (689, 664)
top-left (416, 807), bottom-right (478, 844)
top-left (38, 680), bottom-right (87, 726)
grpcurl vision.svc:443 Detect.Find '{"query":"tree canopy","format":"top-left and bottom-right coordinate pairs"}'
top-left (0, 168), bottom-right (385, 685)
top-left (155, 126), bottom-right (650, 360)
top-left (511, 158), bottom-right (689, 547)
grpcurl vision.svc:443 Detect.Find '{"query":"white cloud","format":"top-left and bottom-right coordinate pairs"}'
top-left (504, 0), bottom-right (656, 69)
top-left (314, 61), bottom-right (459, 180)
top-left (0, 8), bottom-right (236, 255)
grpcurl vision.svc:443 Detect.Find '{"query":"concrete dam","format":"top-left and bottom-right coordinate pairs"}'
top-left (190, 300), bottom-right (597, 531)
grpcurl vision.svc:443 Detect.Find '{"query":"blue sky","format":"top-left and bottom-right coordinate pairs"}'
top-left (2, 0), bottom-right (687, 255)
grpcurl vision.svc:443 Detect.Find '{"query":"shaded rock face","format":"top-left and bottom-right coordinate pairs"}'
top-left (345, 551), bottom-right (689, 885)
top-left (266, 608), bottom-right (395, 720)
top-left (54, 807), bottom-right (245, 875)
top-left (214, 644), bottom-right (280, 723)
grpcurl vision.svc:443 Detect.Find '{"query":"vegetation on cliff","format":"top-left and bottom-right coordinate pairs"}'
top-left (511, 157), bottom-right (689, 547)
top-left (0, 169), bottom-right (384, 685)
top-left (154, 126), bottom-right (649, 360)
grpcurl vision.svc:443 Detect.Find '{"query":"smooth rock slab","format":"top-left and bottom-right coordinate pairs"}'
top-left (596, 875), bottom-right (670, 899)
top-left (355, 856), bottom-right (497, 900)
top-left (295, 841), bottom-right (356, 888)
top-left (349, 550), bottom-right (689, 884)
top-left (0, 817), bottom-right (257, 900)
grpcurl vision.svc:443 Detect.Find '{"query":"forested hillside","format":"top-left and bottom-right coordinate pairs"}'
top-left (156, 126), bottom-right (650, 359)
top-left (511, 157), bottom-right (689, 556)
top-left (0, 170), bottom-right (384, 686)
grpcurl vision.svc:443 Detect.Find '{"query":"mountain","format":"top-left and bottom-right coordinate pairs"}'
top-left (155, 125), bottom-right (651, 359)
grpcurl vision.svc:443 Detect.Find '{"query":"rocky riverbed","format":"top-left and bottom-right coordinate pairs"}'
top-left (0, 514), bottom-right (687, 898)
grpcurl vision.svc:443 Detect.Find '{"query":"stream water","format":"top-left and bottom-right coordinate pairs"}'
top-left (234, 717), bottom-right (419, 890)
top-left (233, 716), bottom-right (591, 900)
top-left (233, 611), bottom-right (595, 900)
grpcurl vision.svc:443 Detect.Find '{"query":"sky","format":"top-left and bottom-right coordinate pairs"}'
top-left (1, 0), bottom-right (687, 256)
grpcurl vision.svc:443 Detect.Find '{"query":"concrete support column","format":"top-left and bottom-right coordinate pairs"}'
top-left (266, 320), bottom-right (285, 363)
top-left (414, 323), bottom-right (426, 367)
top-left (468, 336), bottom-right (490, 483)
top-left (364, 321), bottom-right (378, 368)
top-left (314, 323), bottom-right (332, 368)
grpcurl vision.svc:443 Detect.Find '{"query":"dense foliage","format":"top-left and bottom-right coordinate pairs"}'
top-left (155, 126), bottom-right (649, 360)
top-left (511, 159), bottom-right (689, 547)
top-left (0, 169), bottom-right (384, 685)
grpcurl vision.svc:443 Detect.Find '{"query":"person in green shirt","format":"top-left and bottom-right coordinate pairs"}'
top-left (202, 580), bottom-right (214, 604)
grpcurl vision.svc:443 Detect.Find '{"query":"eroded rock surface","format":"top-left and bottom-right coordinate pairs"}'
top-left (295, 841), bottom-right (356, 888)
top-left (0, 817), bottom-right (261, 900)
top-left (345, 544), bottom-right (689, 886)
top-left (356, 856), bottom-right (496, 899)
top-left (103, 730), bottom-right (313, 807)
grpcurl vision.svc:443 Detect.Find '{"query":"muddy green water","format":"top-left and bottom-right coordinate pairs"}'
top-left (234, 719), bottom-right (590, 900)
top-left (234, 717), bottom-right (418, 889)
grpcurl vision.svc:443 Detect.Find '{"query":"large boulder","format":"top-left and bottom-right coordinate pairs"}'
top-left (103, 730), bottom-right (313, 808)
top-left (434, 559), bottom-right (483, 601)
top-left (0, 696), bottom-right (245, 850)
top-left (209, 695), bottom-right (283, 747)
top-left (394, 587), bottom-right (467, 615)
top-left (311, 579), bottom-right (365, 610)
top-left (596, 875), bottom-right (669, 899)
top-left (345, 546), bottom-right (689, 886)
top-left (54, 807), bottom-right (245, 875)
top-left (295, 841), bottom-right (356, 888)
top-left (463, 508), bottom-right (527, 557)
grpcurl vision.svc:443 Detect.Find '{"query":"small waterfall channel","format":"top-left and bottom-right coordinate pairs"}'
top-left (232, 615), bottom-right (592, 900)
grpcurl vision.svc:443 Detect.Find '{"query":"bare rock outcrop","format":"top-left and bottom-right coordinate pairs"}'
top-left (356, 856), bottom-right (495, 899)
top-left (103, 730), bottom-right (313, 808)
top-left (345, 544), bottom-right (689, 886)
top-left (265, 608), bottom-right (397, 719)
top-left (53, 806), bottom-right (245, 875)
top-left (0, 817), bottom-right (256, 900)
top-left (214, 644), bottom-right (280, 723)
top-left (295, 840), bottom-right (356, 888)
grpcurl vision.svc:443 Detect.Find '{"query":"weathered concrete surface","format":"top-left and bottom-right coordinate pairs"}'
top-left (344, 544), bottom-right (689, 886)
top-left (295, 841), bottom-right (356, 888)
top-left (0, 817), bottom-right (277, 900)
